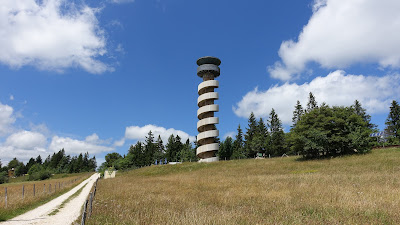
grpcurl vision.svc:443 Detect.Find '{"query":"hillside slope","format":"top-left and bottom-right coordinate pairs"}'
top-left (88, 148), bottom-right (400, 224)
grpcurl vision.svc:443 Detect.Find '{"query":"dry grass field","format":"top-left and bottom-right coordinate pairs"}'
top-left (88, 148), bottom-right (400, 224)
top-left (0, 172), bottom-right (93, 220)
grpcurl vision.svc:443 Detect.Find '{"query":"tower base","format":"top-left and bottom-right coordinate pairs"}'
top-left (198, 156), bottom-right (219, 163)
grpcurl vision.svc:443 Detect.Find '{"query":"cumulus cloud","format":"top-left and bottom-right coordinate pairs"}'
top-left (49, 135), bottom-right (114, 155)
top-left (5, 131), bottom-right (47, 149)
top-left (0, 0), bottom-right (112, 74)
top-left (0, 130), bottom-right (49, 163)
top-left (268, 0), bottom-right (400, 80)
top-left (123, 124), bottom-right (195, 145)
top-left (234, 70), bottom-right (400, 125)
top-left (0, 102), bottom-right (16, 136)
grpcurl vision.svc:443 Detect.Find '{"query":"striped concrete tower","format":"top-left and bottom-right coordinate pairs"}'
top-left (196, 56), bottom-right (221, 163)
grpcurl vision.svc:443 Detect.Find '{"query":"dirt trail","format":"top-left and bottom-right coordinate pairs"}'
top-left (1, 173), bottom-right (100, 225)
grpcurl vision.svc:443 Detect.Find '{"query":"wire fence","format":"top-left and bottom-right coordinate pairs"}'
top-left (81, 177), bottom-right (99, 225)
top-left (0, 177), bottom-right (83, 209)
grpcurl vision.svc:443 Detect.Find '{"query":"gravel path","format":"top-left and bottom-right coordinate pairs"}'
top-left (1, 173), bottom-right (100, 225)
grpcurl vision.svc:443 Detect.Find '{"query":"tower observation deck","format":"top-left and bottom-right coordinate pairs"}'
top-left (196, 56), bottom-right (221, 163)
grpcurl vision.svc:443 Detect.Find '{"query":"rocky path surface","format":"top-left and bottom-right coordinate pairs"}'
top-left (1, 173), bottom-right (100, 225)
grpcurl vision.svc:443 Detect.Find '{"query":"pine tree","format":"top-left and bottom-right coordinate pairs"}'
top-left (232, 125), bottom-right (245, 159)
top-left (268, 108), bottom-right (286, 156)
top-left (385, 100), bottom-right (400, 140)
top-left (352, 100), bottom-right (375, 129)
top-left (292, 100), bottom-right (304, 128)
top-left (219, 136), bottom-right (233, 160)
top-left (35, 155), bottom-right (42, 164)
top-left (144, 130), bottom-right (156, 165)
top-left (306, 92), bottom-right (318, 112)
top-left (244, 112), bottom-right (258, 158)
top-left (165, 134), bottom-right (176, 162)
top-left (250, 118), bottom-right (269, 157)
top-left (154, 135), bottom-right (165, 162)
top-left (131, 142), bottom-right (145, 167)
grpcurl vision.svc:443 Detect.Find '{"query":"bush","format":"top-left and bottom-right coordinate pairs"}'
top-left (28, 165), bottom-right (52, 181)
top-left (0, 171), bottom-right (8, 184)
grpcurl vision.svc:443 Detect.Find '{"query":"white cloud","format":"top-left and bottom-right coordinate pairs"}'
top-left (124, 124), bottom-right (195, 144)
top-left (0, 130), bottom-right (49, 163)
top-left (0, 145), bottom-right (48, 165)
top-left (9, 95), bottom-right (14, 101)
top-left (234, 70), bottom-right (400, 125)
top-left (113, 138), bottom-right (125, 147)
top-left (5, 131), bottom-right (47, 149)
top-left (0, 0), bottom-right (112, 74)
top-left (0, 102), bottom-right (16, 136)
top-left (49, 135), bottom-right (114, 155)
top-left (268, 0), bottom-right (400, 80)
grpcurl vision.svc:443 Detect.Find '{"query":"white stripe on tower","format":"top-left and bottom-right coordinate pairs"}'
top-left (196, 56), bottom-right (221, 163)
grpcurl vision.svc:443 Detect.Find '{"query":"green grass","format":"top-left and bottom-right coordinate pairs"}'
top-left (87, 148), bottom-right (400, 224)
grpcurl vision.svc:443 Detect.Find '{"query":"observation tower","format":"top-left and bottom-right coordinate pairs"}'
top-left (196, 56), bottom-right (221, 162)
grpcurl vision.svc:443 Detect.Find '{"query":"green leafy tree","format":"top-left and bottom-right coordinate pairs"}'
top-left (385, 100), bottom-right (400, 141)
top-left (105, 152), bottom-right (123, 167)
top-left (293, 104), bottom-right (372, 158)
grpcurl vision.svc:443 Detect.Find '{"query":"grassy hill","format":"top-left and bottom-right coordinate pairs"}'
top-left (88, 148), bottom-right (400, 224)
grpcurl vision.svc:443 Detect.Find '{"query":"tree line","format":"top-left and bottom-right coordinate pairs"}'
top-left (0, 149), bottom-right (96, 184)
top-left (103, 93), bottom-right (400, 170)
top-left (101, 131), bottom-right (197, 171)
top-left (220, 93), bottom-right (400, 160)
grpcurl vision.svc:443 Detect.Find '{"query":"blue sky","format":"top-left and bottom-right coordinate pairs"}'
top-left (1, 0), bottom-right (400, 165)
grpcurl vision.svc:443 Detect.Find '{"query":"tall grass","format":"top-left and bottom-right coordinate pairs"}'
top-left (0, 172), bottom-right (93, 220)
top-left (88, 148), bottom-right (400, 224)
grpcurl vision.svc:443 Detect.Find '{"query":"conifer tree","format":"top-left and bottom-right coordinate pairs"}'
top-left (232, 125), bottom-right (245, 159)
top-left (244, 112), bottom-right (258, 158)
top-left (306, 92), bottom-right (318, 112)
top-left (385, 100), bottom-right (400, 140)
top-left (268, 108), bottom-right (286, 156)
top-left (352, 100), bottom-right (375, 129)
top-left (219, 136), bottom-right (233, 160)
top-left (154, 135), bottom-right (165, 162)
top-left (250, 118), bottom-right (269, 157)
top-left (292, 100), bottom-right (304, 128)
top-left (144, 130), bottom-right (156, 165)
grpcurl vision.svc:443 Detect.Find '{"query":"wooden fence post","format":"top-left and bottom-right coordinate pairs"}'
top-left (44, 184), bottom-right (46, 194)
top-left (5, 187), bottom-right (7, 208)
top-left (22, 185), bottom-right (25, 200)
top-left (34, 184), bottom-right (36, 197)
top-left (81, 199), bottom-right (88, 225)
top-left (49, 184), bottom-right (51, 193)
